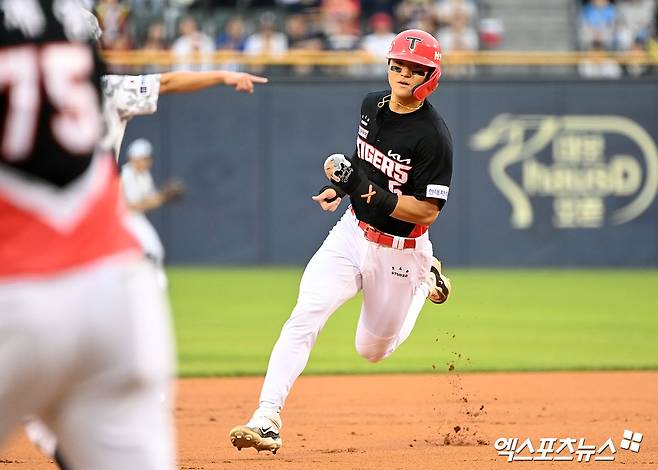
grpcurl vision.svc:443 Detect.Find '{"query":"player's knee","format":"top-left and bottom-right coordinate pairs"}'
top-left (355, 342), bottom-right (389, 363)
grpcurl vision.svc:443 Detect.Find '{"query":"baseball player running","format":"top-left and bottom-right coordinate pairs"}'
top-left (229, 29), bottom-right (452, 454)
top-left (0, 1), bottom-right (175, 469)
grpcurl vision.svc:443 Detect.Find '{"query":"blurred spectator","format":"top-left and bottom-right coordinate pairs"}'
top-left (623, 37), bottom-right (653, 76)
top-left (128, 0), bottom-right (166, 13)
top-left (361, 0), bottom-right (397, 18)
top-left (244, 12), bottom-right (289, 74)
top-left (478, 17), bottom-right (504, 50)
top-left (171, 15), bottom-right (215, 71)
top-left (616, 0), bottom-right (656, 50)
top-left (143, 21), bottom-right (168, 51)
top-left (439, 7), bottom-right (478, 77)
top-left (436, 0), bottom-right (477, 29)
top-left (438, 6), bottom-right (478, 51)
top-left (396, 0), bottom-right (439, 32)
top-left (325, 16), bottom-right (361, 51)
top-left (286, 13), bottom-right (326, 75)
top-left (360, 13), bottom-right (397, 76)
top-left (322, 0), bottom-right (361, 37)
top-left (580, 0), bottom-right (617, 50)
top-left (275, 0), bottom-right (322, 12)
top-left (96, 0), bottom-right (132, 50)
top-left (142, 21), bottom-right (169, 73)
top-left (286, 13), bottom-right (325, 49)
top-left (216, 16), bottom-right (248, 71)
top-left (216, 16), bottom-right (248, 52)
top-left (578, 39), bottom-right (623, 77)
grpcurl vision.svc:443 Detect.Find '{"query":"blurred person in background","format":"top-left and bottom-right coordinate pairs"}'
top-left (322, 0), bottom-right (361, 34)
top-left (396, 0), bottom-right (439, 32)
top-left (616, 0), bottom-right (656, 50)
top-left (171, 15), bottom-right (215, 71)
top-left (0, 1), bottom-right (175, 469)
top-left (437, 3), bottom-right (478, 76)
top-left (142, 20), bottom-right (169, 72)
top-left (121, 139), bottom-right (185, 290)
top-left (129, 0), bottom-right (166, 14)
top-left (95, 0), bottom-right (132, 49)
top-left (144, 20), bottom-right (168, 51)
top-left (438, 5), bottom-right (478, 51)
top-left (216, 16), bottom-right (247, 52)
top-left (325, 15), bottom-right (361, 76)
top-left (215, 16), bottom-right (248, 71)
top-left (360, 12), bottom-right (397, 76)
top-left (578, 39), bottom-right (623, 78)
top-left (436, 0), bottom-right (477, 29)
top-left (622, 37), bottom-right (653, 76)
top-left (580, 0), bottom-right (618, 50)
top-left (244, 12), bottom-right (289, 74)
top-left (275, 0), bottom-right (322, 12)
top-left (361, 0), bottom-right (398, 18)
top-left (286, 13), bottom-right (326, 75)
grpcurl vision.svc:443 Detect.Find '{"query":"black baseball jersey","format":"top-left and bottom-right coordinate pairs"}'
top-left (350, 90), bottom-right (453, 237)
top-left (0, 0), bottom-right (104, 187)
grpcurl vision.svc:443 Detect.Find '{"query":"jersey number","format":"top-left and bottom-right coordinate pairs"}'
top-left (388, 180), bottom-right (402, 195)
top-left (0, 44), bottom-right (101, 161)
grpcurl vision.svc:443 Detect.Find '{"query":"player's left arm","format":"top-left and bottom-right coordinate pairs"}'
top-left (390, 196), bottom-right (441, 225)
top-left (395, 130), bottom-right (453, 225)
top-left (159, 70), bottom-right (268, 95)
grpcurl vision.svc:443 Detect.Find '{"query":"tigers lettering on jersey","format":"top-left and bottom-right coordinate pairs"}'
top-left (356, 137), bottom-right (411, 184)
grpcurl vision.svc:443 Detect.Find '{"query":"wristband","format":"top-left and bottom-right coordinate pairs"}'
top-left (351, 179), bottom-right (398, 215)
top-left (318, 185), bottom-right (342, 203)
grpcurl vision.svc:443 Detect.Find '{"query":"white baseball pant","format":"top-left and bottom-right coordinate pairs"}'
top-left (258, 208), bottom-right (434, 410)
top-left (0, 255), bottom-right (176, 470)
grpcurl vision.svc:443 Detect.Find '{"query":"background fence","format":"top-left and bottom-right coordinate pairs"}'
top-left (122, 77), bottom-right (658, 266)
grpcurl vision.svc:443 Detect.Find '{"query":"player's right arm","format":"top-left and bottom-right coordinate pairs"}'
top-left (159, 70), bottom-right (268, 95)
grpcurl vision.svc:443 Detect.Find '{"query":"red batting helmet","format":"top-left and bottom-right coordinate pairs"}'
top-left (387, 29), bottom-right (442, 101)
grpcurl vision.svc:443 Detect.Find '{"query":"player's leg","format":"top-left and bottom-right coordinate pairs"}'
top-left (231, 210), bottom-right (365, 453)
top-left (125, 213), bottom-right (168, 290)
top-left (355, 239), bottom-right (435, 362)
top-left (52, 260), bottom-right (175, 470)
top-left (0, 279), bottom-right (78, 448)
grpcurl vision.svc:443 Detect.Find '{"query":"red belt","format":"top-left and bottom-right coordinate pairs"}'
top-left (356, 220), bottom-right (417, 250)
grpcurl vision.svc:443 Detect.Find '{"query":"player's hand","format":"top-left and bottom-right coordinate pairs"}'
top-left (323, 153), bottom-right (362, 195)
top-left (224, 72), bottom-right (268, 93)
top-left (312, 188), bottom-right (342, 212)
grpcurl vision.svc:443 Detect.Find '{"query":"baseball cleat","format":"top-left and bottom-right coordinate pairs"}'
top-left (427, 257), bottom-right (451, 304)
top-left (229, 425), bottom-right (282, 454)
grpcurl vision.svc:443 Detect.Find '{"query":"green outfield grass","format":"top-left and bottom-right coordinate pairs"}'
top-left (167, 268), bottom-right (658, 377)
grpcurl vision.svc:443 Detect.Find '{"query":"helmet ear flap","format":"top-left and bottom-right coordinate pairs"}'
top-left (412, 66), bottom-right (441, 101)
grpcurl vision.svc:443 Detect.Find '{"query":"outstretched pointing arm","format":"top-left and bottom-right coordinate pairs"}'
top-left (159, 71), bottom-right (268, 95)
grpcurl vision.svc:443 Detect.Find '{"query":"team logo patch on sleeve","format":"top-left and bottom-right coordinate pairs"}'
top-left (426, 184), bottom-right (449, 199)
top-left (358, 126), bottom-right (369, 138)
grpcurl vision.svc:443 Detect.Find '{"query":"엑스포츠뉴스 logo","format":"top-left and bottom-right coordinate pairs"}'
top-left (470, 114), bottom-right (658, 229)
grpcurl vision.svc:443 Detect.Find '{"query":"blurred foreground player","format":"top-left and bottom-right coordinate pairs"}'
top-left (0, 2), bottom-right (176, 469)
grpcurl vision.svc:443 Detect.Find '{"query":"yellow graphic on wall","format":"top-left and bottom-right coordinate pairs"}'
top-left (471, 115), bottom-right (658, 229)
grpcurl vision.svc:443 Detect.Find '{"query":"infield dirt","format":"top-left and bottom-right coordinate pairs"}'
top-left (2, 371), bottom-right (657, 469)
